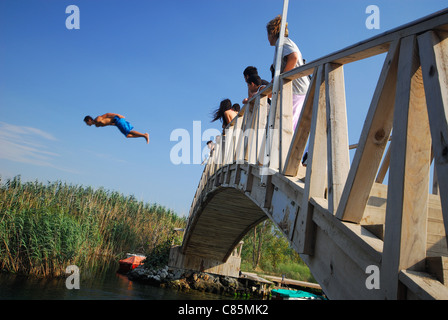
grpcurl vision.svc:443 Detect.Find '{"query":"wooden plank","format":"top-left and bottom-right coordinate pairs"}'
top-left (426, 256), bottom-right (448, 285)
top-left (381, 35), bottom-right (430, 299)
top-left (270, 78), bottom-right (294, 173)
top-left (235, 109), bottom-right (248, 164)
top-left (232, 164), bottom-right (242, 187)
top-left (427, 193), bottom-right (447, 256)
top-left (335, 40), bottom-right (400, 223)
top-left (325, 63), bottom-right (350, 214)
top-left (233, 114), bottom-right (243, 160)
top-left (291, 65), bottom-right (327, 254)
top-left (261, 274), bottom-right (321, 290)
top-left (246, 99), bottom-right (259, 164)
top-left (256, 96), bottom-right (269, 166)
top-left (375, 142), bottom-right (391, 183)
top-left (283, 67), bottom-right (317, 176)
top-left (244, 164), bottom-right (254, 193)
top-left (216, 133), bottom-right (225, 170)
top-left (240, 272), bottom-right (274, 285)
top-left (267, 87), bottom-right (282, 172)
top-left (279, 79), bottom-right (294, 173)
top-left (263, 174), bottom-right (274, 209)
top-left (398, 35), bottom-right (431, 268)
top-left (399, 270), bottom-right (448, 300)
top-left (311, 197), bottom-right (383, 265)
top-left (223, 124), bottom-right (235, 166)
top-left (301, 197), bottom-right (384, 299)
top-left (242, 104), bottom-right (255, 163)
top-left (230, 112), bottom-right (244, 164)
top-left (418, 31), bottom-right (448, 249)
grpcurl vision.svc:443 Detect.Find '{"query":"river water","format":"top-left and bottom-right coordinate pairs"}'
top-left (0, 267), bottom-right (295, 319)
top-left (0, 266), bottom-right (225, 300)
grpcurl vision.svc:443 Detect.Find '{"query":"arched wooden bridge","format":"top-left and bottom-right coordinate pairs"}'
top-left (169, 9), bottom-right (448, 299)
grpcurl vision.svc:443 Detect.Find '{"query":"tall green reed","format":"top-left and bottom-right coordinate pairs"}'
top-left (0, 176), bottom-right (186, 277)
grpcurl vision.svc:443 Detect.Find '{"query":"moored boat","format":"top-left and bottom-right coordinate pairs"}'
top-left (271, 288), bottom-right (325, 300)
top-left (118, 254), bottom-right (146, 273)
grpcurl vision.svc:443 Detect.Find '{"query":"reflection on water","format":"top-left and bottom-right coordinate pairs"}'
top-left (0, 266), bottom-right (225, 300)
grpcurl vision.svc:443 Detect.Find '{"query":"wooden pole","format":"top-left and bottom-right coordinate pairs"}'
top-left (381, 35), bottom-right (430, 299)
top-left (261, 0), bottom-right (289, 182)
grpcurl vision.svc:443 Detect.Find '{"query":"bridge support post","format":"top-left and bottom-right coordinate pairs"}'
top-left (168, 245), bottom-right (242, 278)
top-left (381, 35), bottom-right (431, 299)
top-left (335, 40), bottom-right (400, 223)
top-left (418, 30), bottom-right (448, 248)
top-left (291, 65), bottom-right (327, 255)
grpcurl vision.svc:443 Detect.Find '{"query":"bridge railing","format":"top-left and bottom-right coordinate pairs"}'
top-left (188, 9), bottom-right (448, 299)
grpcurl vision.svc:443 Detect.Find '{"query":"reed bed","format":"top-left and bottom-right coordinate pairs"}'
top-left (0, 176), bottom-right (186, 277)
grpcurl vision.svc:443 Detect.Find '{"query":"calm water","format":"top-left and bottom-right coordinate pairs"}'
top-left (0, 266), bottom-right (225, 300)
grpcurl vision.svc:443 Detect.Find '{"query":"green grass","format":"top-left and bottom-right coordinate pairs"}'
top-left (0, 175), bottom-right (186, 277)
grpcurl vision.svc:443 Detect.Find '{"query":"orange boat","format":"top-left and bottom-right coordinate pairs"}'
top-left (118, 254), bottom-right (146, 273)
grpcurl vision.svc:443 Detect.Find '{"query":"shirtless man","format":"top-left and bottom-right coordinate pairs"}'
top-left (84, 113), bottom-right (149, 144)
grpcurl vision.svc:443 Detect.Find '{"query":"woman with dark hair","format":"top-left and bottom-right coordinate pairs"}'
top-left (211, 99), bottom-right (238, 134)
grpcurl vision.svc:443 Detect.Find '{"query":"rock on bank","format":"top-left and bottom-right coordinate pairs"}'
top-left (127, 265), bottom-right (270, 298)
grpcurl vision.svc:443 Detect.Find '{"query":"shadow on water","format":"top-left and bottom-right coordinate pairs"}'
top-left (0, 262), bottom-right (225, 300)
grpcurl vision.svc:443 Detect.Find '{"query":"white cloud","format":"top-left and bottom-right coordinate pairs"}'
top-left (0, 122), bottom-right (76, 173)
top-left (87, 150), bottom-right (129, 164)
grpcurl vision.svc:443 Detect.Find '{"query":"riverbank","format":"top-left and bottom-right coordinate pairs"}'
top-left (127, 265), bottom-right (273, 299)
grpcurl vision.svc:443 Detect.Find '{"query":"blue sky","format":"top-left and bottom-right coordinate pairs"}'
top-left (0, 0), bottom-right (446, 216)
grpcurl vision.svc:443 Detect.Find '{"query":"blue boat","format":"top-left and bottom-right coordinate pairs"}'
top-left (271, 289), bottom-right (325, 300)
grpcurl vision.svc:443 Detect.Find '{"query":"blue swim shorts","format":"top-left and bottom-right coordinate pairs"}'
top-left (113, 116), bottom-right (134, 137)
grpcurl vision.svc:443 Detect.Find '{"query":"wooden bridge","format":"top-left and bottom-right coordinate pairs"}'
top-left (169, 9), bottom-right (448, 299)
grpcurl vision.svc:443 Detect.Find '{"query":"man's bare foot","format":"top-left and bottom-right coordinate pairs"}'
top-left (145, 133), bottom-right (149, 144)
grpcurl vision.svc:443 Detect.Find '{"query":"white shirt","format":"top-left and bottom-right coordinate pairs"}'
top-left (274, 37), bottom-right (310, 95)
